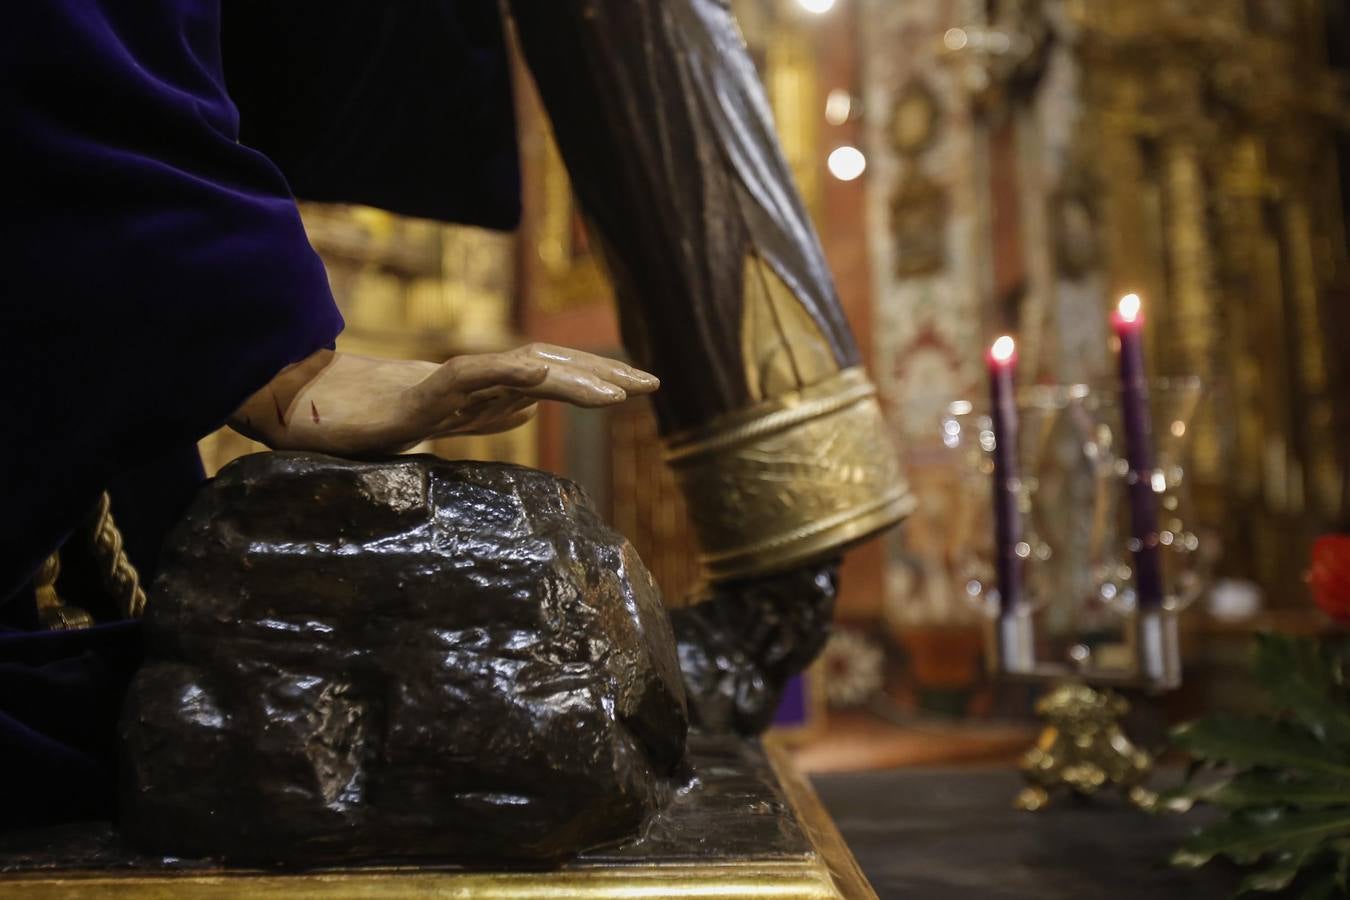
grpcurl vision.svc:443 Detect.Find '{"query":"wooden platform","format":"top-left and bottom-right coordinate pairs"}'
top-left (0, 737), bottom-right (874, 900)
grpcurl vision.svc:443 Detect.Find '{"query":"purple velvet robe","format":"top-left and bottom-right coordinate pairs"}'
top-left (1, 0), bottom-right (517, 826)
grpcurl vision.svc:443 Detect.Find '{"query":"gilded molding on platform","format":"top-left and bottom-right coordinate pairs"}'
top-left (1, 862), bottom-right (841, 900)
top-left (765, 738), bottom-right (879, 900)
top-left (665, 368), bottom-right (914, 582)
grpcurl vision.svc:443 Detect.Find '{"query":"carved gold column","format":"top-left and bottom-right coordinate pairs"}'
top-left (1214, 138), bottom-right (1271, 505)
top-left (1159, 137), bottom-right (1213, 368)
top-left (1251, 190), bottom-right (1298, 521)
top-left (1159, 133), bottom-right (1223, 485)
top-left (1212, 135), bottom-right (1297, 587)
top-left (1280, 199), bottom-right (1341, 515)
top-left (1093, 86), bottom-right (1165, 322)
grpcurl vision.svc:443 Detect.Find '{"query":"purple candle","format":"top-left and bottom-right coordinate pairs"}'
top-left (1112, 294), bottom-right (1164, 610)
top-left (988, 335), bottom-right (1024, 616)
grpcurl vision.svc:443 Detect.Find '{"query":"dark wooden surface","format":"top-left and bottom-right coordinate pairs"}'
top-left (811, 767), bottom-right (1238, 900)
top-left (0, 737), bottom-right (813, 874)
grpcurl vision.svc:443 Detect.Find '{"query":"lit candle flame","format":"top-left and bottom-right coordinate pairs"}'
top-left (990, 335), bottom-right (1016, 364)
top-left (1117, 293), bottom-right (1142, 324)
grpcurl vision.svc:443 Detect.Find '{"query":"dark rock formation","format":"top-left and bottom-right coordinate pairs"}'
top-left (118, 452), bottom-right (688, 867)
top-left (670, 562), bottom-right (838, 735)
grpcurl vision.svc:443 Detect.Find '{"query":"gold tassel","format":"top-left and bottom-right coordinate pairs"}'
top-left (33, 552), bottom-right (62, 612)
top-left (33, 551), bottom-right (96, 631)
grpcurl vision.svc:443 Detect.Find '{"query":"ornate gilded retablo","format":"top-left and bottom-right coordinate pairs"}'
top-left (666, 368), bottom-right (913, 582)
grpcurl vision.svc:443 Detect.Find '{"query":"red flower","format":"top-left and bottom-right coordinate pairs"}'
top-left (1308, 535), bottom-right (1350, 624)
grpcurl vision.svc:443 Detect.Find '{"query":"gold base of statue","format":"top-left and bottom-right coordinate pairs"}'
top-left (0, 738), bottom-right (875, 900)
top-left (665, 367), bottom-right (915, 583)
top-left (1013, 681), bottom-right (1157, 813)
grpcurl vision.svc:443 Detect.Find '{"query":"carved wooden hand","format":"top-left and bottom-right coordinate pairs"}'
top-left (230, 343), bottom-right (657, 456)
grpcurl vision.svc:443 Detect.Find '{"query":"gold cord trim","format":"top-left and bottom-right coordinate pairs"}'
top-left (91, 491), bottom-right (148, 619)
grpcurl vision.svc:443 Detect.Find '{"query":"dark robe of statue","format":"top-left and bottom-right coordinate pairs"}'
top-left (1, 0), bottom-right (517, 827)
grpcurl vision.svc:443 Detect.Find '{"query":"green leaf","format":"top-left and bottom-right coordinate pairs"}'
top-left (1209, 771), bottom-right (1350, 811)
top-left (1167, 636), bottom-right (1350, 896)
top-left (1253, 634), bottom-right (1350, 748)
top-left (1156, 772), bottom-right (1229, 811)
top-left (1237, 849), bottom-right (1311, 893)
top-left (1173, 808), bottom-right (1350, 868)
top-left (1172, 717), bottom-right (1350, 779)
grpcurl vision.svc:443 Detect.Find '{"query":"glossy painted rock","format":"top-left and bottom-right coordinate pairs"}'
top-left (118, 452), bottom-right (688, 866)
top-left (671, 562), bottom-right (838, 735)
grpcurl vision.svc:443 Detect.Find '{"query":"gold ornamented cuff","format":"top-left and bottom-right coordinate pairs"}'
top-left (665, 368), bottom-right (914, 582)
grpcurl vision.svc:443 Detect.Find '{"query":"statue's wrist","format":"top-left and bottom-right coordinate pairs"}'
top-left (228, 349), bottom-right (336, 448)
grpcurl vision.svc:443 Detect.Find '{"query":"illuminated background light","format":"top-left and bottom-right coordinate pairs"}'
top-left (827, 145), bottom-right (867, 181)
top-left (825, 89), bottom-right (854, 126)
top-left (797, 0), bottom-right (836, 13)
top-left (990, 335), bottom-right (1016, 364)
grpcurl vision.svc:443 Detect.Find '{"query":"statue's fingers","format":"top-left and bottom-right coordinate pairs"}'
top-left (420, 355), bottom-right (549, 399)
top-left (518, 366), bottom-right (629, 408)
top-left (521, 343), bottom-right (658, 394)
